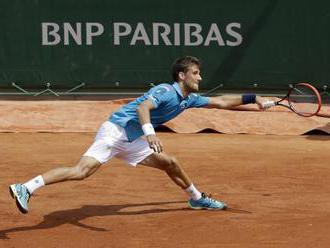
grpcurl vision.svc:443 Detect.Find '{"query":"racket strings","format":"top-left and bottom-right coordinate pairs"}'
top-left (289, 85), bottom-right (320, 116)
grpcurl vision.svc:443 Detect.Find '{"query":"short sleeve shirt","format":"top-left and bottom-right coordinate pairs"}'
top-left (110, 82), bottom-right (209, 142)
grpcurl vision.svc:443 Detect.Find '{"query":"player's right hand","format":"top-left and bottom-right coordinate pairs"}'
top-left (146, 134), bottom-right (163, 153)
top-left (256, 96), bottom-right (273, 110)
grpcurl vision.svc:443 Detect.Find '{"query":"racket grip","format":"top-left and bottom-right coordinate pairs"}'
top-left (262, 101), bottom-right (276, 109)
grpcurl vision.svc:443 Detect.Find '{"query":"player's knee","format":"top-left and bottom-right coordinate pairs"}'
top-left (73, 163), bottom-right (95, 180)
top-left (72, 166), bottom-right (87, 180)
top-left (165, 156), bottom-right (181, 173)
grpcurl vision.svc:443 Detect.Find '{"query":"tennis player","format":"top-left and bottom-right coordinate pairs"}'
top-left (9, 56), bottom-right (268, 214)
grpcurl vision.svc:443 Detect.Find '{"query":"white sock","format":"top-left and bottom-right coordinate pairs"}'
top-left (23, 175), bottom-right (45, 194)
top-left (185, 184), bottom-right (202, 200)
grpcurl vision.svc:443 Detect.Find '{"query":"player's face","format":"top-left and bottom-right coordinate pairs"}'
top-left (181, 64), bottom-right (202, 92)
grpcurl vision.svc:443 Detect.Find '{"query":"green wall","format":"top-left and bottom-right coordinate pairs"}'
top-left (0, 0), bottom-right (329, 91)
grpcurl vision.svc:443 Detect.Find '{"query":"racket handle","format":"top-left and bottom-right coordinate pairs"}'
top-left (262, 100), bottom-right (276, 109)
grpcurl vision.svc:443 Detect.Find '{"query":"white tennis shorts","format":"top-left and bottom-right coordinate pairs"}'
top-left (83, 121), bottom-right (154, 166)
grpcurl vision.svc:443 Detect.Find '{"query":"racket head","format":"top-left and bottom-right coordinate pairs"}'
top-left (287, 83), bottom-right (322, 117)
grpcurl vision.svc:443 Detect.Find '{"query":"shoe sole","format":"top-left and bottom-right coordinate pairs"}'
top-left (9, 185), bottom-right (28, 214)
top-left (187, 201), bottom-right (227, 210)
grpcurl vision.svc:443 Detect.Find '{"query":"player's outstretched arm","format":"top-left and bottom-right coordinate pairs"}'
top-left (136, 100), bottom-right (163, 153)
top-left (207, 94), bottom-right (267, 110)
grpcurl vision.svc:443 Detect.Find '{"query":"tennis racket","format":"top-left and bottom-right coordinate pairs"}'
top-left (262, 83), bottom-right (322, 117)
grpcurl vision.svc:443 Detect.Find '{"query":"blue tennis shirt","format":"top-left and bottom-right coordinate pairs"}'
top-left (109, 82), bottom-right (209, 142)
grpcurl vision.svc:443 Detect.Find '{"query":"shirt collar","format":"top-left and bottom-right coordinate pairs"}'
top-left (173, 82), bottom-right (184, 98)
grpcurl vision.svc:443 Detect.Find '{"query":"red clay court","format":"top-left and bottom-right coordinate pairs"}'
top-left (0, 101), bottom-right (329, 247)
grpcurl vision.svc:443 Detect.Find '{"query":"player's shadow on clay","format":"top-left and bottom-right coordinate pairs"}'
top-left (0, 201), bottom-right (187, 239)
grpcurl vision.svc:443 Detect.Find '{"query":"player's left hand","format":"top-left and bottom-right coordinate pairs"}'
top-left (146, 134), bottom-right (163, 153)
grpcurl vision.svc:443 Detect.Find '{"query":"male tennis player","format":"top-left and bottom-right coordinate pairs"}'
top-left (9, 56), bottom-right (268, 214)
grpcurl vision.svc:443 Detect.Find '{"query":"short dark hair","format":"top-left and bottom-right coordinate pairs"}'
top-left (172, 56), bottom-right (200, 81)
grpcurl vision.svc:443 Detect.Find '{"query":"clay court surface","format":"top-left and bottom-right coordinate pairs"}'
top-left (1, 132), bottom-right (330, 248)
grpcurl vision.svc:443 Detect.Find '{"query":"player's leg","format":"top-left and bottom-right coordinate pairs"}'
top-left (120, 137), bottom-right (227, 210)
top-left (139, 152), bottom-right (192, 189)
top-left (9, 121), bottom-right (116, 214)
top-left (139, 152), bottom-right (227, 210)
top-left (9, 156), bottom-right (101, 214)
top-left (42, 156), bottom-right (101, 184)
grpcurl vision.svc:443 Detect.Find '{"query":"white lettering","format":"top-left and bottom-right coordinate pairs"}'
top-left (174, 23), bottom-right (180, 46)
top-left (42, 23), bottom-right (61, 45)
top-left (113, 22), bottom-right (132, 45)
top-left (184, 23), bottom-right (203, 46)
top-left (130, 23), bottom-right (151, 45)
top-left (153, 23), bottom-right (171, 45)
top-left (41, 22), bottom-right (243, 47)
top-left (204, 23), bottom-right (225, 46)
top-left (86, 23), bottom-right (104, 45)
top-left (226, 22), bottom-right (242, 46)
top-left (64, 23), bottom-right (82, 45)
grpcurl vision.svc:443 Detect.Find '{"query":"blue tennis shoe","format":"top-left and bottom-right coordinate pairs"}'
top-left (188, 193), bottom-right (227, 210)
top-left (9, 184), bottom-right (30, 214)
